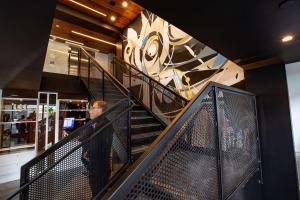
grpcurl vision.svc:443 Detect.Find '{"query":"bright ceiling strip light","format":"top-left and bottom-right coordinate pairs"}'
top-left (50, 34), bottom-right (84, 45)
top-left (71, 30), bottom-right (117, 46)
top-left (69, 0), bottom-right (107, 17)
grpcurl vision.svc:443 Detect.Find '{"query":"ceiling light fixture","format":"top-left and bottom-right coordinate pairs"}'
top-left (110, 15), bottom-right (116, 21)
top-left (71, 30), bottom-right (117, 46)
top-left (122, 1), bottom-right (128, 8)
top-left (55, 24), bottom-right (60, 28)
top-left (282, 35), bottom-right (294, 42)
top-left (50, 34), bottom-right (84, 45)
top-left (68, 0), bottom-right (107, 17)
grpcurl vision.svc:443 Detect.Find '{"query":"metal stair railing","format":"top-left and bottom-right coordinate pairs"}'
top-left (102, 82), bottom-right (263, 200)
top-left (7, 98), bottom-right (133, 200)
top-left (112, 57), bottom-right (189, 125)
top-left (79, 48), bottom-right (130, 105)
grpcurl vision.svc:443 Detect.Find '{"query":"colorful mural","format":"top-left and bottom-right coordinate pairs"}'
top-left (123, 10), bottom-right (244, 99)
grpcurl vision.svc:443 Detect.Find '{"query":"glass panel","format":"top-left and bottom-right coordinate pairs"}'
top-left (0, 98), bottom-right (37, 150)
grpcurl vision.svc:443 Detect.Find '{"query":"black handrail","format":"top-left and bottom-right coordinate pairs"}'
top-left (113, 57), bottom-right (189, 103)
top-left (117, 64), bottom-right (186, 108)
top-left (102, 82), bottom-right (260, 199)
top-left (7, 98), bottom-right (132, 200)
top-left (21, 98), bottom-right (127, 170)
top-left (80, 48), bottom-right (130, 97)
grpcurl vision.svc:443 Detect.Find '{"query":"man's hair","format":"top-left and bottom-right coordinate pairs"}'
top-left (90, 99), bottom-right (107, 110)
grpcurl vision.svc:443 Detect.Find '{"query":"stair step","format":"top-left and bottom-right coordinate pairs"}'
top-left (132, 104), bottom-right (144, 110)
top-left (131, 116), bottom-right (156, 125)
top-left (131, 145), bottom-right (148, 154)
top-left (131, 110), bottom-right (148, 117)
top-left (131, 123), bottom-right (163, 134)
top-left (131, 131), bottom-right (161, 146)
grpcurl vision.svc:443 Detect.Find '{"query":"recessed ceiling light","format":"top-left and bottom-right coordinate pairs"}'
top-left (282, 35), bottom-right (294, 42)
top-left (55, 24), bottom-right (60, 28)
top-left (69, 0), bottom-right (107, 17)
top-left (122, 1), bottom-right (128, 7)
top-left (71, 30), bottom-right (117, 46)
top-left (110, 15), bottom-right (116, 21)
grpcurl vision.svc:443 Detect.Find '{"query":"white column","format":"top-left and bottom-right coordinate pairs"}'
top-left (55, 97), bottom-right (59, 144)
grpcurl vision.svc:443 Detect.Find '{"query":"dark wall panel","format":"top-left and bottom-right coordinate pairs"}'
top-left (245, 64), bottom-right (299, 200)
top-left (0, 0), bottom-right (56, 90)
top-left (40, 72), bottom-right (89, 99)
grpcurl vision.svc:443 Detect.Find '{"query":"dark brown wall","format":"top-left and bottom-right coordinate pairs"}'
top-left (245, 64), bottom-right (299, 200)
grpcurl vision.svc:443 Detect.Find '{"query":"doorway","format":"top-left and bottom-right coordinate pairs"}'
top-left (37, 92), bottom-right (59, 151)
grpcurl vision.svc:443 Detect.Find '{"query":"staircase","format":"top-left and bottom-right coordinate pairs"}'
top-left (88, 78), bottom-right (165, 160)
top-left (7, 48), bottom-right (262, 200)
top-left (131, 103), bottom-right (165, 160)
top-left (80, 53), bottom-right (167, 161)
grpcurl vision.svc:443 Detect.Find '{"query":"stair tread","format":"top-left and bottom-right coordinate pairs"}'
top-left (131, 116), bottom-right (154, 120)
top-left (131, 131), bottom-right (161, 140)
top-left (131, 123), bottom-right (161, 128)
top-left (131, 110), bottom-right (148, 113)
top-left (132, 145), bottom-right (149, 154)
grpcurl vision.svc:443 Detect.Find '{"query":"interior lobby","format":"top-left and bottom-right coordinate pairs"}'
top-left (0, 0), bottom-right (300, 200)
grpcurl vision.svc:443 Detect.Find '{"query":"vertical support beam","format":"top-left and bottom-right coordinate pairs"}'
top-left (35, 94), bottom-right (40, 153)
top-left (45, 93), bottom-right (49, 150)
top-left (213, 86), bottom-right (224, 200)
top-left (55, 95), bottom-right (59, 144)
top-left (254, 96), bottom-right (264, 185)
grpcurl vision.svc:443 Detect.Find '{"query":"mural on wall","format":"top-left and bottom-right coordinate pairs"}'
top-left (123, 10), bottom-right (244, 100)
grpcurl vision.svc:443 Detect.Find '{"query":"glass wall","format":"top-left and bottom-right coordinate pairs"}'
top-left (0, 98), bottom-right (37, 150)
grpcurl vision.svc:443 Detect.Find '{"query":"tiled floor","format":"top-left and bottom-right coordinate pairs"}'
top-left (0, 179), bottom-right (19, 200)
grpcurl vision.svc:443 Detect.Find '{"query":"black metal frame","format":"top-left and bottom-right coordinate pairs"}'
top-left (112, 57), bottom-right (188, 124)
top-left (8, 98), bottom-right (133, 200)
top-left (103, 81), bottom-right (263, 200)
top-left (113, 57), bottom-right (188, 103)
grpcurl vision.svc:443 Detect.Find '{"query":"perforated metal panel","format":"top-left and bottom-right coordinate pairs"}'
top-left (107, 85), bottom-right (261, 200)
top-left (19, 100), bottom-right (131, 200)
top-left (217, 89), bottom-right (259, 198)
top-left (122, 91), bottom-right (219, 200)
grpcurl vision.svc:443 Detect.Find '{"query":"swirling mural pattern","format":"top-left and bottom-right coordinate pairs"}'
top-left (123, 10), bottom-right (244, 100)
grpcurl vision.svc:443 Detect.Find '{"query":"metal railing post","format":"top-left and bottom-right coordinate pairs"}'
top-left (149, 79), bottom-right (152, 111)
top-left (77, 49), bottom-right (80, 77)
top-left (254, 96), bottom-right (264, 185)
top-left (78, 49), bottom-right (81, 78)
top-left (129, 64), bottom-right (132, 91)
top-left (88, 57), bottom-right (91, 90)
top-left (127, 96), bottom-right (132, 162)
top-left (213, 86), bottom-right (224, 200)
top-left (102, 70), bottom-right (105, 101)
top-left (68, 53), bottom-right (71, 75)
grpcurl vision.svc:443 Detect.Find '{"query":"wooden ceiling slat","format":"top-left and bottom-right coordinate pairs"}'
top-left (58, 0), bottom-right (143, 29)
top-left (51, 18), bottom-right (116, 53)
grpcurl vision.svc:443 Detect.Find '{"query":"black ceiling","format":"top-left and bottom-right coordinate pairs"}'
top-left (135, 0), bottom-right (300, 64)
